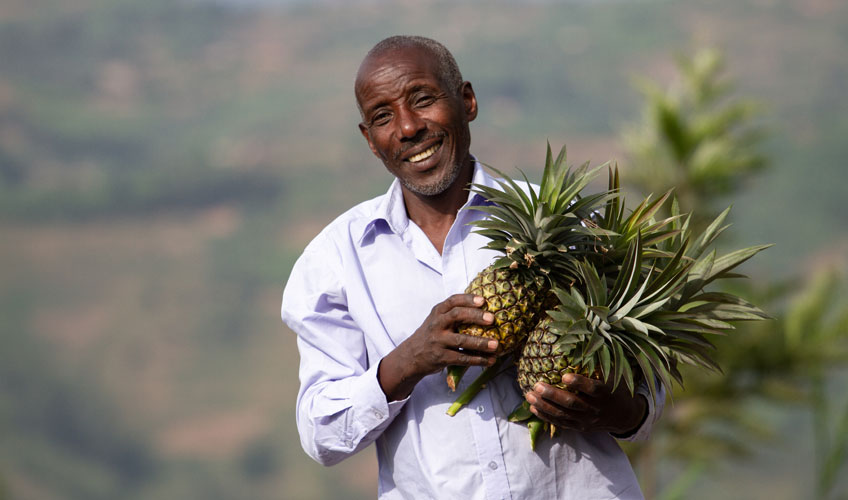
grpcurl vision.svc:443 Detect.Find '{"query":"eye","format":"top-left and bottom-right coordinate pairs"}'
top-left (371, 111), bottom-right (391, 126)
top-left (413, 93), bottom-right (436, 107)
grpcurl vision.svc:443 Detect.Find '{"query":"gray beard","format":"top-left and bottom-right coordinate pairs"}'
top-left (400, 160), bottom-right (464, 197)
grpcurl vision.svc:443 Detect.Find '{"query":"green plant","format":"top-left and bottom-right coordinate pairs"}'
top-left (621, 48), bottom-right (848, 499)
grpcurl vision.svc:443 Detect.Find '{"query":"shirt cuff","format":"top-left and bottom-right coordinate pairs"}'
top-left (350, 359), bottom-right (409, 443)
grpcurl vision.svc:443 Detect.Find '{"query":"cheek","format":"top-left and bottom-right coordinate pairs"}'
top-left (369, 134), bottom-right (394, 159)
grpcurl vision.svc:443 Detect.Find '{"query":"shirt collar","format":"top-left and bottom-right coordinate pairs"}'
top-left (357, 157), bottom-right (500, 245)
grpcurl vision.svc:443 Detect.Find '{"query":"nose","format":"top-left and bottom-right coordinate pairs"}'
top-left (396, 106), bottom-right (425, 140)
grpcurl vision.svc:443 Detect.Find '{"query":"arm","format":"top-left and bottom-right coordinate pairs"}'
top-left (283, 242), bottom-right (499, 466)
top-left (378, 294), bottom-right (500, 401)
top-left (525, 373), bottom-right (664, 440)
top-left (284, 246), bottom-right (382, 466)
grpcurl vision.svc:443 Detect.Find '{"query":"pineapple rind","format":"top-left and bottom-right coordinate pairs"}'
top-left (459, 265), bottom-right (546, 355)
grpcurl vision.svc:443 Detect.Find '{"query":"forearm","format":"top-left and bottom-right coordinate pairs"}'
top-left (377, 293), bottom-right (499, 401)
top-left (614, 378), bottom-right (665, 441)
top-left (297, 360), bottom-right (405, 466)
top-left (610, 393), bottom-right (648, 438)
top-left (377, 347), bottom-right (424, 402)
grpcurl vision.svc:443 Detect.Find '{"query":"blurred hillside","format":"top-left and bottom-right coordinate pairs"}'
top-left (0, 0), bottom-right (846, 498)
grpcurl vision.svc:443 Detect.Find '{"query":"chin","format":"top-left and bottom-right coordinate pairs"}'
top-left (402, 161), bottom-right (464, 197)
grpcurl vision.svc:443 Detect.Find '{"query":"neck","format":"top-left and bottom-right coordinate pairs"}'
top-left (401, 158), bottom-right (474, 254)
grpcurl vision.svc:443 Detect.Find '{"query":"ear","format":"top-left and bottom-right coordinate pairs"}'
top-left (461, 82), bottom-right (478, 122)
top-left (358, 122), bottom-right (380, 158)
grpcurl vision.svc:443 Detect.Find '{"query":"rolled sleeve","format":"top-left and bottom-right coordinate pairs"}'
top-left (283, 234), bottom-right (407, 466)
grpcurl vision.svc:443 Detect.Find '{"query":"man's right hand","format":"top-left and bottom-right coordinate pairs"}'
top-left (378, 293), bottom-right (499, 401)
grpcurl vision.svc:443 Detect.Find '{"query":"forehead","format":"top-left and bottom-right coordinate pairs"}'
top-left (355, 46), bottom-right (446, 109)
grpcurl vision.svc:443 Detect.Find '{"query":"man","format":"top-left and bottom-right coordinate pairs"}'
top-left (282, 35), bottom-right (662, 499)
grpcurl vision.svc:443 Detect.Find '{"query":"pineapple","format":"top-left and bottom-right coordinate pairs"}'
top-left (446, 150), bottom-right (770, 451)
top-left (460, 266), bottom-right (546, 355)
top-left (516, 315), bottom-right (582, 392)
top-left (446, 144), bottom-right (617, 390)
top-left (511, 168), bottom-right (771, 446)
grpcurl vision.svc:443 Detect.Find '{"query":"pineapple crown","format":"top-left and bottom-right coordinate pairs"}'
top-left (543, 168), bottom-right (772, 400)
top-left (467, 143), bottom-right (619, 287)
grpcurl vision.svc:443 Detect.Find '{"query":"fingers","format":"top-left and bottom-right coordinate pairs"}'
top-left (525, 376), bottom-right (642, 433)
top-left (434, 294), bottom-right (494, 329)
top-left (525, 382), bottom-right (601, 430)
top-left (437, 293), bottom-right (484, 312)
top-left (526, 383), bottom-right (595, 415)
top-left (560, 373), bottom-right (609, 399)
top-left (446, 350), bottom-right (498, 367)
top-left (404, 293), bottom-right (500, 372)
top-left (450, 331), bottom-right (499, 352)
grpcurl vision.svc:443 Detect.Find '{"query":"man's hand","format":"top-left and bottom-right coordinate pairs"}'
top-left (378, 294), bottom-right (499, 401)
top-left (524, 373), bottom-right (648, 436)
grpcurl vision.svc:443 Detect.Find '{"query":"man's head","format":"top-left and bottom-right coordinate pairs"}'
top-left (355, 36), bottom-right (477, 197)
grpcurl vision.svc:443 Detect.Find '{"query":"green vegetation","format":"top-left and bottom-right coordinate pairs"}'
top-left (619, 47), bottom-right (848, 500)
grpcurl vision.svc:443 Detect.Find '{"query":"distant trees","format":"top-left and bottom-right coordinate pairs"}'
top-left (621, 49), bottom-right (848, 500)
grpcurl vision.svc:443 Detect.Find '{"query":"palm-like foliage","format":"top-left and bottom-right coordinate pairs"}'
top-left (619, 48), bottom-right (848, 500)
top-left (449, 151), bottom-right (771, 439)
top-left (468, 145), bottom-right (616, 286)
top-left (446, 145), bottom-right (618, 391)
top-left (516, 167), bottom-right (770, 407)
top-left (622, 49), bottom-right (767, 227)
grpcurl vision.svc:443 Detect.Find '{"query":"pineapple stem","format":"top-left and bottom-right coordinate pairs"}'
top-left (528, 417), bottom-right (545, 450)
top-left (446, 358), bottom-right (505, 417)
top-left (446, 365), bottom-right (469, 392)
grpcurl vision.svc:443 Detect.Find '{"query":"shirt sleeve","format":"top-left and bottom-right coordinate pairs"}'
top-left (282, 234), bottom-right (408, 466)
top-left (613, 377), bottom-right (665, 442)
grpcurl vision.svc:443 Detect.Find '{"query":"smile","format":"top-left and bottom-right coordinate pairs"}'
top-left (407, 142), bottom-right (441, 163)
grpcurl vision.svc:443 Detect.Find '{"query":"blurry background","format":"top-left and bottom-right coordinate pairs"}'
top-left (1, 0), bottom-right (847, 499)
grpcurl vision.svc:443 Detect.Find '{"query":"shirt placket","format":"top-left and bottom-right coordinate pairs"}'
top-left (442, 218), bottom-right (513, 500)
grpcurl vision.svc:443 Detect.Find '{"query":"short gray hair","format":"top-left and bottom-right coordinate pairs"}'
top-left (356, 36), bottom-right (464, 119)
top-left (365, 36), bottom-right (463, 93)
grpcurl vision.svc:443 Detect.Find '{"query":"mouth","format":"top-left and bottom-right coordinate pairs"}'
top-left (407, 142), bottom-right (441, 163)
top-left (400, 136), bottom-right (444, 165)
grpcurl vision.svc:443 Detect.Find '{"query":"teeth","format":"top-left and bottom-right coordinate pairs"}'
top-left (408, 144), bottom-right (439, 163)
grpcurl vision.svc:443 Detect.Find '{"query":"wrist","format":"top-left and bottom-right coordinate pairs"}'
top-left (611, 394), bottom-right (648, 438)
top-left (378, 349), bottom-right (420, 402)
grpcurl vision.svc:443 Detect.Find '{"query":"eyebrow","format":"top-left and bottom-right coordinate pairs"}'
top-left (362, 81), bottom-right (439, 118)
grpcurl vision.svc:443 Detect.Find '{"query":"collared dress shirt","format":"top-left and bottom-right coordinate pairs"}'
top-left (282, 161), bottom-right (663, 500)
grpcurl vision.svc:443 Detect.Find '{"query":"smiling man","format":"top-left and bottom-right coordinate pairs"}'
top-left (282, 36), bottom-right (662, 499)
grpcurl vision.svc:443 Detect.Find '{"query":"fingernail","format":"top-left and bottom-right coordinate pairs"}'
top-left (487, 340), bottom-right (498, 350)
top-left (483, 312), bottom-right (494, 323)
top-left (562, 374), bottom-right (576, 385)
top-left (526, 393), bottom-right (537, 404)
top-left (473, 296), bottom-right (485, 306)
top-left (534, 383), bottom-right (545, 394)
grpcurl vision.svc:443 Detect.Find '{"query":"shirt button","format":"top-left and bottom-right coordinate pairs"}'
top-left (374, 410), bottom-right (384, 419)
top-left (476, 405), bottom-right (485, 413)
top-left (488, 461), bottom-right (498, 470)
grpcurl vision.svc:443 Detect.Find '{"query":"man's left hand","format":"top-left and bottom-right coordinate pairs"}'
top-left (524, 373), bottom-right (647, 435)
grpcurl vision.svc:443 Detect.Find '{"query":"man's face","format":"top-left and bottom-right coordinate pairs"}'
top-left (356, 46), bottom-right (477, 197)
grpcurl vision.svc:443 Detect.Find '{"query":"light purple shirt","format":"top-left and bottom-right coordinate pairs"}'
top-left (282, 162), bottom-right (663, 499)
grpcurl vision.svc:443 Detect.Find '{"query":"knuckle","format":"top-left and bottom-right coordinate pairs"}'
top-left (549, 405), bottom-right (565, 419)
